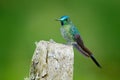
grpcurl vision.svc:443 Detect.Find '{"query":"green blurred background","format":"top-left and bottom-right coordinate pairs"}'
top-left (0, 0), bottom-right (120, 80)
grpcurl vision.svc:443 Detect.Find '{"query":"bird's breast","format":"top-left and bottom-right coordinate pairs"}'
top-left (60, 25), bottom-right (73, 42)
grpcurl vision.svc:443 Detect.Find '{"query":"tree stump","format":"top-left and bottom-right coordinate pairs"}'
top-left (25, 40), bottom-right (74, 80)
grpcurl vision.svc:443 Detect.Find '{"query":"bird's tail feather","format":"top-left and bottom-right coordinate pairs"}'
top-left (72, 43), bottom-right (102, 68)
top-left (90, 55), bottom-right (102, 68)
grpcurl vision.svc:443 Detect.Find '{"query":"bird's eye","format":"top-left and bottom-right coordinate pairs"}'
top-left (65, 19), bottom-right (68, 21)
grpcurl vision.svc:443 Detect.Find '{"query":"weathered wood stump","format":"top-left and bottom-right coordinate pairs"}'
top-left (25, 40), bottom-right (74, 80)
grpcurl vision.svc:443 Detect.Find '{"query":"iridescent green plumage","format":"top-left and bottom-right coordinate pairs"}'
top-left (60, 24), bottom-right (80, 42)
top-left (57, 15), bottom-right (101, 68)
top-left (59, 16), bottom-right (80, 42)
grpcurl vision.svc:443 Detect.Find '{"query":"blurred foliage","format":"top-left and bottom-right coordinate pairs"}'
top-left (0, 0), bottom-right (120, 80)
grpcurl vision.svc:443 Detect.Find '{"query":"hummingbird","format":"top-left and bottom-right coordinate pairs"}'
top-left (56, 15), bottom-right (101, 68)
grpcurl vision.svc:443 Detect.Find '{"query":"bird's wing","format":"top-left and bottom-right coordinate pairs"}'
top-left (72, 43), bottom-right (89, 57)
top-left (73, 34), bottom-right (92, 56)
top-left (70, 26), bottom-right (84, 47)
top-left (70, 26), bottom-right (92, 55)
top-left (74, 34), bottom-right (84, 47)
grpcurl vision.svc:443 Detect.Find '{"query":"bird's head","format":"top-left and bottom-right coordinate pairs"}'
top-left (56, 15), bottom-right (71, 26)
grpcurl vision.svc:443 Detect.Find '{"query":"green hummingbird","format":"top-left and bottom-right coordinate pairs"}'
top-left (56, 15), bottom-right (101, 68)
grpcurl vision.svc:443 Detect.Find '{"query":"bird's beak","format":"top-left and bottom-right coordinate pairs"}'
top-left (55, 19), bottom-right (61, 21)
